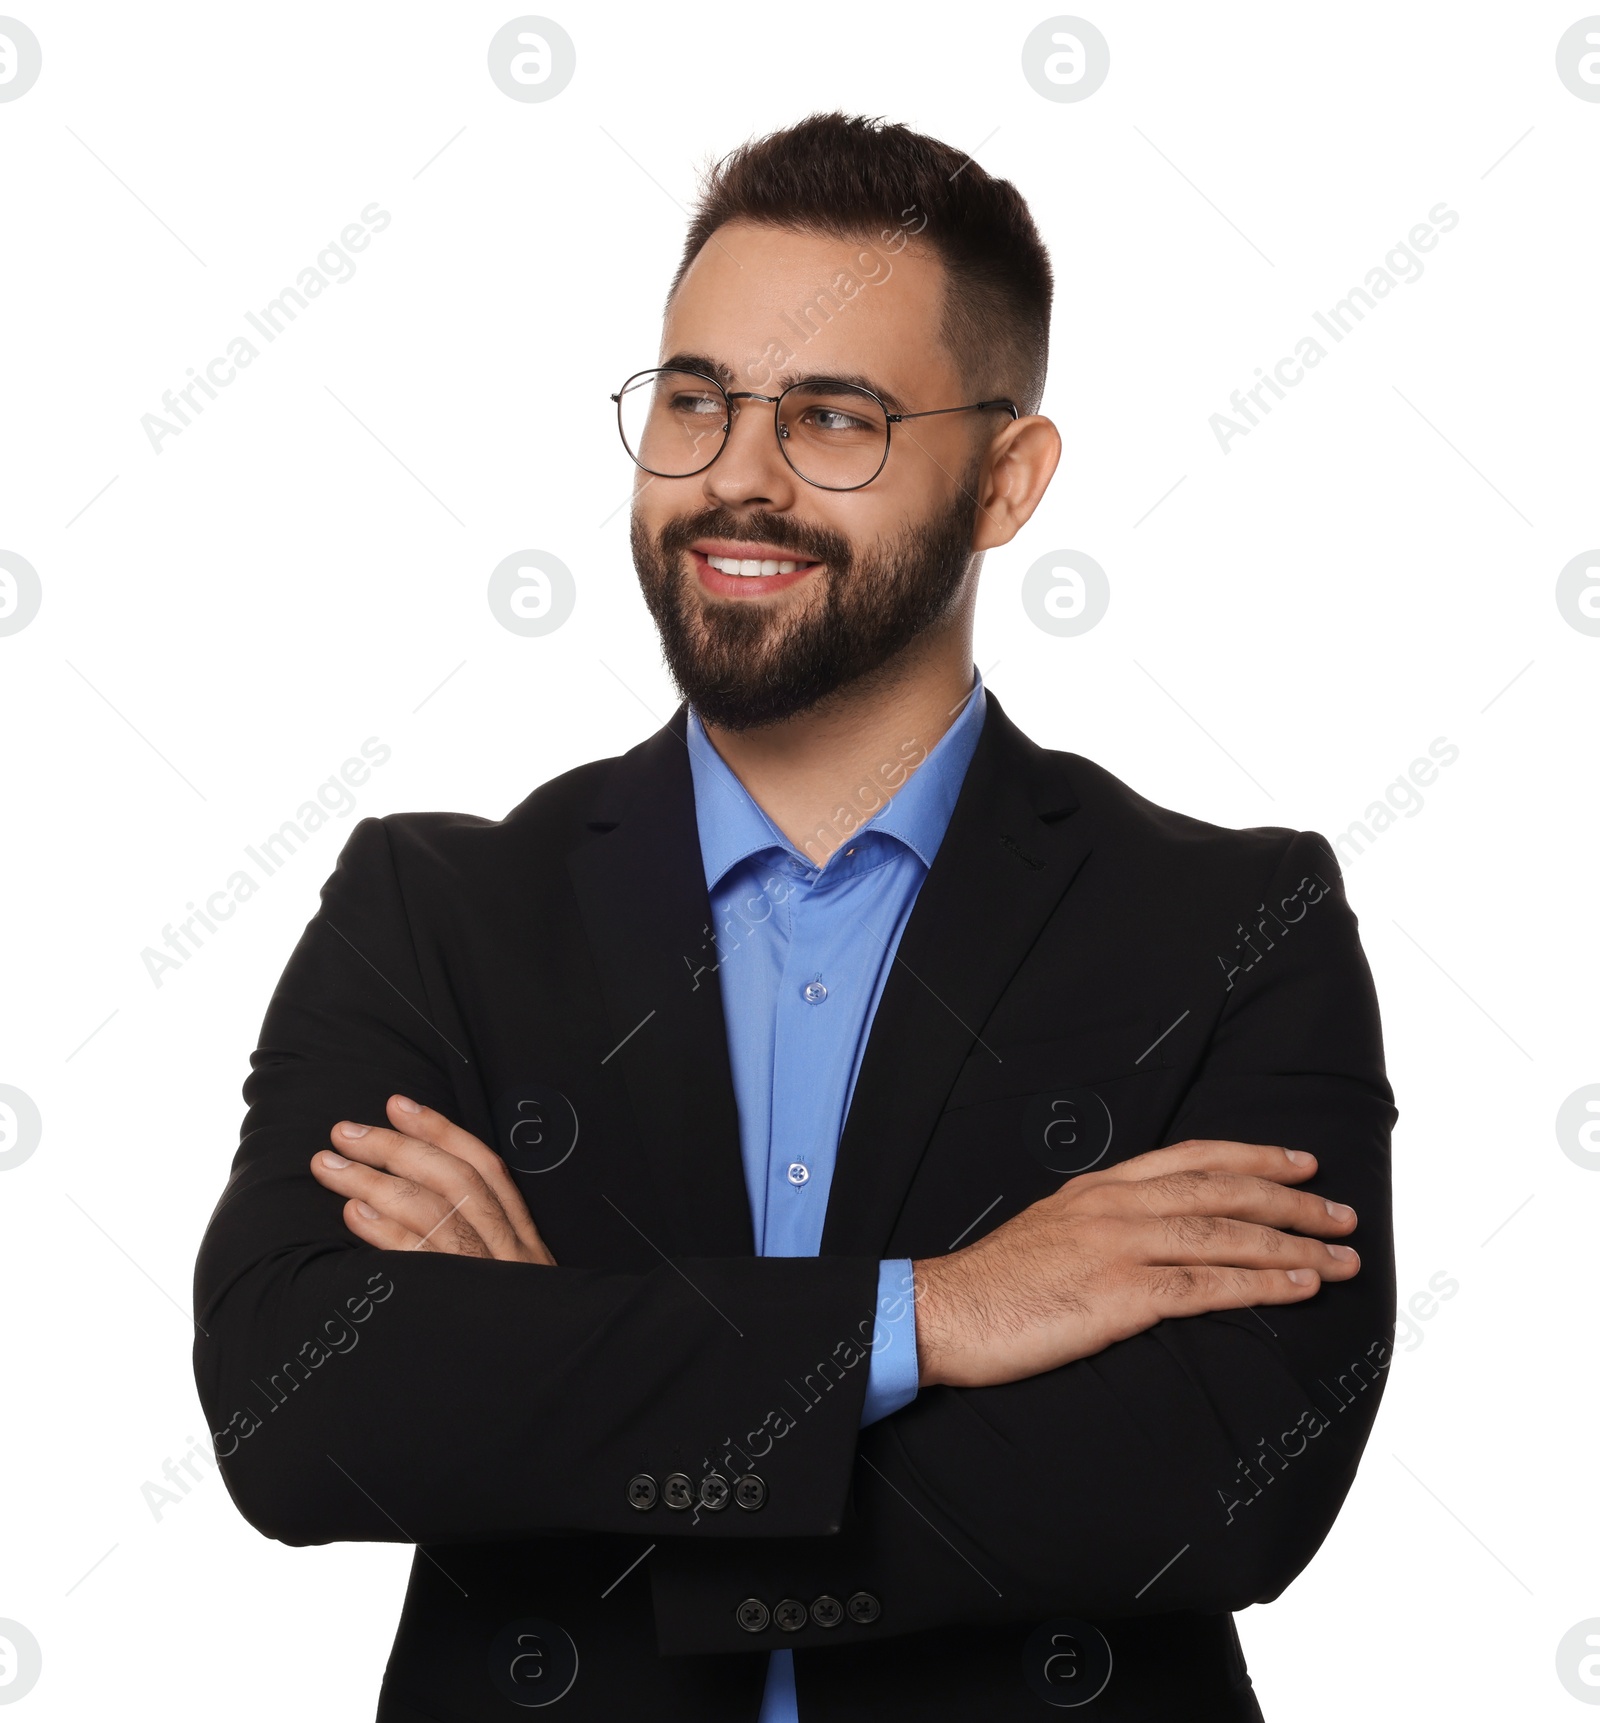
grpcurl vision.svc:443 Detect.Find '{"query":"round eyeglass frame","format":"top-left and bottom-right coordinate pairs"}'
top-left (610, 367), bottom-right (1019, 493)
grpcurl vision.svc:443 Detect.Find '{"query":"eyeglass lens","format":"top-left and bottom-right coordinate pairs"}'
top-left (617, 368), bottom-right (890, 489)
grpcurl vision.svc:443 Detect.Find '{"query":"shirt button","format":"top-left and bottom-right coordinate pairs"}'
top-left (803, 980), bottom-right (828, 1004)
top-left (787, 1162), bottom-right (810, 1187)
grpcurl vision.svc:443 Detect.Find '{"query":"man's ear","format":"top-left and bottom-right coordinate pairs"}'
top-left (970, 415), bottom-right (1062, 552)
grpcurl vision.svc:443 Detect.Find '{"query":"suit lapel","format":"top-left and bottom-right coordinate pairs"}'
top-left (566, 707), bottom-right (754, 1258)
top-left (566, 693), bottom-right (1092, 1265)
top-left (820, 694), bottom-right (1094, 1257)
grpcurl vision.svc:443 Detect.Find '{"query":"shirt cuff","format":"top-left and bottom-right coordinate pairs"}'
top-left (860, 1259), bottom-right (919, 1427)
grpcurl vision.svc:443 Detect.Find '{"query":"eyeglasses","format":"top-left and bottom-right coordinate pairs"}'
top-left (610, 367), bottom-right (1019, 493)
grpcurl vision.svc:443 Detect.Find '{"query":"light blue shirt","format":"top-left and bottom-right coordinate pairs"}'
top-left (684, 671), bottom-right (988, 1723)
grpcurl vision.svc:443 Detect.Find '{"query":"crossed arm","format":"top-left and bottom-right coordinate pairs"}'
top-left (309, 1102), bottom-right (1362, 1392)
top-left (305, 1095), bottom-right (1381, 1648)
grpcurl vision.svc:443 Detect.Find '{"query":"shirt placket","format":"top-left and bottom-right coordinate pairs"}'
top-left (764, 857), bottom-right (853, 1259)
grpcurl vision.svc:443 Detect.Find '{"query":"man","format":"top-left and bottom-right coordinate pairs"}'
top-left (194, 114), bottom-right (1395, 1721)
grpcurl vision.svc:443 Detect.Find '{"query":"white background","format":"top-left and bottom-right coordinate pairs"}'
top-left (2, 2), bottom-right (1597, 1717)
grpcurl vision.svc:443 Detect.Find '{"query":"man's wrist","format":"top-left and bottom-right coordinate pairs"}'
top-left (911, 1255), bottom-right (948, 1388)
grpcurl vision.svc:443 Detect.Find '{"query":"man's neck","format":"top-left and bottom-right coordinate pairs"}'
top-left (697, 626), bottom-right (977, 867)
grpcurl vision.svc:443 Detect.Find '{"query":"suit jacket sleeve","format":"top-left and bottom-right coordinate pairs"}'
top-left (192, 815), bottom-right (881, 1548)
top-left (650, 829), bottom-right (1397, 1651)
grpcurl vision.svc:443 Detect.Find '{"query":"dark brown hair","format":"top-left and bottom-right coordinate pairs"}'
top-left (669, 112), bottom-right (1053, 415)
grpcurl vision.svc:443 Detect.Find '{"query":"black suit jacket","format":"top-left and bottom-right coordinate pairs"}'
top-left (193, 693), bottom-right (1397, 1721)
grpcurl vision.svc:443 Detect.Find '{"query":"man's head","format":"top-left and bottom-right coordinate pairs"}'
top-left (627, 112), bottom-right (1060, 731)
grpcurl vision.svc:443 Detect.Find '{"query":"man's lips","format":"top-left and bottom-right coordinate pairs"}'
top-left (688, 541), bottom-right (824, 597)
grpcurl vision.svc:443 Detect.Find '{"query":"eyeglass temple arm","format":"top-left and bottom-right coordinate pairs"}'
top-left (886, 400), bottom-right (1019, 424)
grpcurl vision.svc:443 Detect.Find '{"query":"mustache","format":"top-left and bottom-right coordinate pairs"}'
top-left (655, 507), bottom-right (854, 571)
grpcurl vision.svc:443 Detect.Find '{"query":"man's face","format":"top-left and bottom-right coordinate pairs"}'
top-left (629, 219), bottom-right (989, 730)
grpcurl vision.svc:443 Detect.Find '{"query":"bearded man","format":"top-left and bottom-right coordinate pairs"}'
top-left (194, 112), bottom-right (1394, 1722)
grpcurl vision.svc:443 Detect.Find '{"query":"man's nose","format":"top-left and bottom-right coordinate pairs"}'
top-left (701, 396), bottom-right (800, 512)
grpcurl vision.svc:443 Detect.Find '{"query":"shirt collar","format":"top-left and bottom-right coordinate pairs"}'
top-left (686, 670), bottom-right (988, 891)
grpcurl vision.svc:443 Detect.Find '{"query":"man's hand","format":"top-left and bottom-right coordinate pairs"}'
top-left (310, 1095), bottom-right (557, 1264)
top-left (913, 1139), bottom-right (1358, 1389)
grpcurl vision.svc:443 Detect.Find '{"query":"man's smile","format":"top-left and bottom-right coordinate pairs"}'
top-left (690, 538), bottom-right (824, 597)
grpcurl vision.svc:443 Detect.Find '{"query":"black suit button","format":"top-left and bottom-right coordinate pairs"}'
top-left (626, 1473), bottom-right (657, 1510)
top-left (736, 1598), bottom-right (770, 1633)
top-left (733, 1474), bottom-right (767, 1511)
top-left (845, 1591), bottom-right (881, 1624)
top-left (698, 1471), bottom-right (730, 1511)
top-left (773, 1598), bottom-right (808, 1633)
top-left (662, 1472), bottom-right (694, 1510)
top-left (810, 1594), bottom-right (843, 1628)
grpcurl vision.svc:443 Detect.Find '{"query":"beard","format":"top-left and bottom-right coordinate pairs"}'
top-left (629, 479), bottom-right (980, 731)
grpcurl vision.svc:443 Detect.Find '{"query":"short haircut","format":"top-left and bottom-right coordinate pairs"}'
top-left (668, 112), bottom-right (1053, 416)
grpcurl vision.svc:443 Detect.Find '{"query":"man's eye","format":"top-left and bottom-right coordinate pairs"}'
top-left (669, 394), bottom-right (724, 416)
top-left (807, 408), bottom-right (868, 433)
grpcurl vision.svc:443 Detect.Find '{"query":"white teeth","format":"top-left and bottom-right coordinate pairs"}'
top-left (705, 553), bottom-right (807, 577)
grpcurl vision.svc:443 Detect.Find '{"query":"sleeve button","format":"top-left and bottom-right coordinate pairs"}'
top-left (773, 1598), bottom-right (808, 1633)
top-left (846, 1591), bottom-right (881, 1624)
top-left (810, 1594), bottom-right (843, 1628)
top-left (662, 1472), bottom-right (694, 1510)
top-left (736, 1598), bottom-right (770, 1633)
top-left (626, 1473), bottom-right (657, 1510)
top-left (698, 1471), bottom-right (730, 1511)
top-left (733, 1474), bottom-right (767, 1510)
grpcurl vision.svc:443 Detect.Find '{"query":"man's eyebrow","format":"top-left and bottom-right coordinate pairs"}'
top-left (657, 353), bottom-right (909, 414)
top-left (659, 352), bottom-right (736, 386)
top-left (768, 369), bottom-right (908, 413)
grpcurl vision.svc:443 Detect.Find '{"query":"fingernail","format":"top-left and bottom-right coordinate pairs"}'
top-left (339, 1122), bottom-right (369, 1139)
top-left (393, 1096), bottom-right (420, 1114)
top-left (354, 1200), bottom-right (378, 1220)
top-left (1288, 1268), bottom-right (1318, 1285)
top-left (1285, 1150), bottom-right (1313, 1166)
top-left (322, 1152), bottom-right (350, 1169)
top-left (1326, 1244), bottom-right (1358, 1261)
top-left (1324, 1200), bottom-right (1354, 1221)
